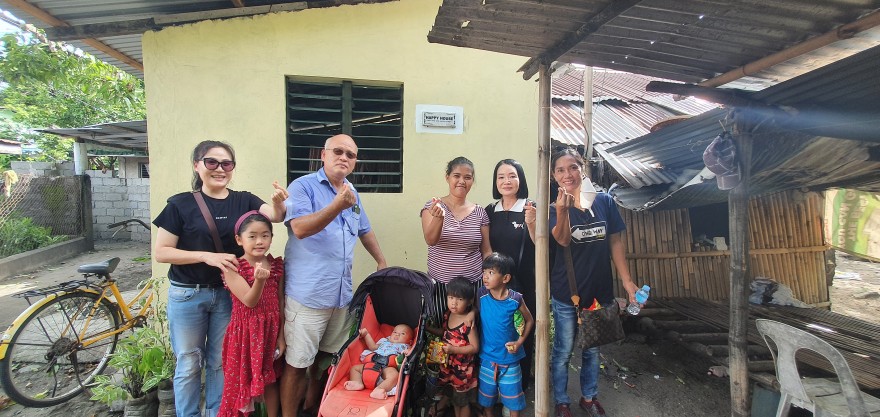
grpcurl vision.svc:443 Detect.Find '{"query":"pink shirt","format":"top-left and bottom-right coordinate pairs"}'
top-left (421, 200), bottom-right (489, 284)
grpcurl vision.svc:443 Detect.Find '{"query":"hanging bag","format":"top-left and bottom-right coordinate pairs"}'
top-left (563, 246), bottom-right (625, 349)
top-left (192, 191), bottom-right (224, 252)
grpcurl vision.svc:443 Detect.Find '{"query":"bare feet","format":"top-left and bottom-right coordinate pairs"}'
top-left (370, 387), bottom-right (388, 400)
top-left (344, 381), bottom-right (365, 391)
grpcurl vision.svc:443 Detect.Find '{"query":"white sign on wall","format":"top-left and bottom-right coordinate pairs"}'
top-left (416, 105), bottom-right (464, 134)
top-left (423, 112), bottom-right (456, 127)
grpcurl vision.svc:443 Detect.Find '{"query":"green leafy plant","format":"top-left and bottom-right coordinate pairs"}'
top-left (89, 374), bottom-right (127, 406)
top-left (90, 327), bottom-right (173, 402)
top-left (0, 216), bottom-right (66, 257)
top-left (0, 30), bottom-right (146, 164)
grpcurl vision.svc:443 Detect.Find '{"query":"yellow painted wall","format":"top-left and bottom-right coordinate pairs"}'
top-left (145, 0), bottom-right (538, 282)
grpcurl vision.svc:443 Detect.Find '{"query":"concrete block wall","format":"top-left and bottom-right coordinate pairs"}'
top-left (10, 162), bottom-right (150, 243)
top-left (87, 170), bottom-right (151, 243)
top-left (10, 161), bottom-right (75, 177)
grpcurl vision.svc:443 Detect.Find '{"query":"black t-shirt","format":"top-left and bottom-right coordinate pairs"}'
top-left (153, 190), bottom-right (264, 286)
top-left (486, 199), bottom-right (536, 295)
top-left (548, 193), bottom-right (625, 305)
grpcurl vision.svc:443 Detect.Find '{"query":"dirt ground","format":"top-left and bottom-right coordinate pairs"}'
top-left (0, 241), bottom-right (151, 417)
top-left (0, 243), bottom-right (877, 417)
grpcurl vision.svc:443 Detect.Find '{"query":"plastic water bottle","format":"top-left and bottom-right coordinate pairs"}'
top-left (627, 285), bottom-right (651, 315)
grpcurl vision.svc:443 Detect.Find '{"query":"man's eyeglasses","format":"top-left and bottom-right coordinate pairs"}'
top-left (325, 147), bottom-right (358, 160)
top-left (202, 157), bottom-right (236, 172)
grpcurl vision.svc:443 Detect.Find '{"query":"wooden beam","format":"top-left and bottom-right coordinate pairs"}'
top-left (518, 0), bottom-right (642, 80)
top-left (645, 81), bottom-right (764, 108)
top-left (6, 0), bottom-right (144, 72)
top-left (4, 0), bottom-right (65, 26)
top-left (46, 19), bottom-right (160, 41)
top-left (728, 113), bottom-right (753, 417)
top-left (44, 0), bottom-right (397, 41)
top-left (43, 6), bottom-right (293, 41)
top-left (81, 39), bottom-right (144, 72)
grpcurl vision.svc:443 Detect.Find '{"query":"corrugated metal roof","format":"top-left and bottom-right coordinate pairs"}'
top-left (603, 44), bottom-right (880, 210)
top-left (40, 120), bottom-right (148, 151)
top-left (430, 0), bottom-right (880, 88)
top-left (550, 69), bottom-right (716, 152)
top-left (0, 0), bottom-right (391, 78)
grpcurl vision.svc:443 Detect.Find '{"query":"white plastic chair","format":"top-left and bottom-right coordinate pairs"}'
top-left (755, 319), bottom-right (880, 417)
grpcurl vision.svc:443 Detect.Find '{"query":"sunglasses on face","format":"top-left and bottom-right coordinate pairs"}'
top-left (202, 157), bottom-right (236, 172)
top-left (325, 147), bottom-right (358, 160)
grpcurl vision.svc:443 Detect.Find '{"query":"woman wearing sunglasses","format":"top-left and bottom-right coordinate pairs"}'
top-left (153, 140), bottom-right (288, 417)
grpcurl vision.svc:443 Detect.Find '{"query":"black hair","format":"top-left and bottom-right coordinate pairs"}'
top-left (482, 252), bottom-right (514, 278)
top-left (550, 147), bottom-right (584, 172)
top-left (491, 159), bottom-right (529, 200)
top-left (446, 276), bottom-right (476, 308)
top-left (445, 156), bottom-right (475, 176)
top-left (236, 213), bottom-right (272, 237)
top-left (192, 140), bottom-right (236, 190)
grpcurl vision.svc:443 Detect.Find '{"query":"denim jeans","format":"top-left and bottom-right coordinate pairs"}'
top-left (167, 284), bottom-right (232, 417)
top-left (551, 298), bottom-right (600, 405)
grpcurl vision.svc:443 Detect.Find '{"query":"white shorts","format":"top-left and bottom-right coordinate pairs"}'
top-left (283, 296), bottom-right (354, 368)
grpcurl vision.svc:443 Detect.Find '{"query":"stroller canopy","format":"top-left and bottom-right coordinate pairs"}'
top-left (350, 267), bottom-right (434, 329)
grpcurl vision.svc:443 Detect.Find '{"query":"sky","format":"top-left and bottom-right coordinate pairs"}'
top-left (0, 9), bottom-right (21, 35)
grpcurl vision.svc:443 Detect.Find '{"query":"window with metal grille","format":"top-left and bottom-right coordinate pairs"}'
top-left (286, 77), bottom-right (403, 193)
top-left (139, 162), bottom-right (149, 178)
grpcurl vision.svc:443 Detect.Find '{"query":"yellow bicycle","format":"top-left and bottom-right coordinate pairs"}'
top-left (0, 219), bottom-right (155, 407)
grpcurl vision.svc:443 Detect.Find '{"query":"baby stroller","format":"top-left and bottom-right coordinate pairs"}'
top-left (318, 267), bottom-right (434, 417)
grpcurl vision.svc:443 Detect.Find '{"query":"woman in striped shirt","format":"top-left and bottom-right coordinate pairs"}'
top-left (421, 156), bottom-right (491, 321)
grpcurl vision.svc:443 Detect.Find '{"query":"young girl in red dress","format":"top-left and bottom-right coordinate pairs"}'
top-left (218, 211), bottom-right (285, 417)
top-left (431, 276), bottom-right (480, 417)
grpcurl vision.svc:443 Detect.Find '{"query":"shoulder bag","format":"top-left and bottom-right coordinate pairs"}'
top-left (563, 245), bottom-right (625, 349)
top-left (192, 191), bottom-right (224, 252)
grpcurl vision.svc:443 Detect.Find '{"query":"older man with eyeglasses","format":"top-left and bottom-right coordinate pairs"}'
top-left (279, 134), bottom-right (388, 417)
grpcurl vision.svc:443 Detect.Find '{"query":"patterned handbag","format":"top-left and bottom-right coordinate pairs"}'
top-left (564, 246), bottom-right (625, 349)
top-left (575, 301), bottom-right (625, 349)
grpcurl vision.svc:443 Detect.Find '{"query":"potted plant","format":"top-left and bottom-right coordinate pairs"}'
top-left (90, 326), bottom-right (173, 416)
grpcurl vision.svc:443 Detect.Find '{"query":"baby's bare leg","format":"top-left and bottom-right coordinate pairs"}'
top-left (345, 364), bottom-right (366, 391)
top-left (370, 368), bottom-right (399, 399)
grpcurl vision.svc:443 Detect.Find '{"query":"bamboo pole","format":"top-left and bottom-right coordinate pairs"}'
top-left (533, 63), bottom-right (551, 417)
top-left (729, 115), bottom-right (753, 417)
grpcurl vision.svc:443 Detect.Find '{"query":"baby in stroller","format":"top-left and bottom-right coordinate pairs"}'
top-left (345, 324), bottom-right (414, 399)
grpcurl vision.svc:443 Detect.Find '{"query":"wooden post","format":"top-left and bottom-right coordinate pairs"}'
top-left (79, 174), bottom-right (95, 251)
top-left (728, 114), bottom-right (753, 417)
top-left (534, 63), bottom-right (552, 417)
top-left (583, 66), bottom-right (594, 164)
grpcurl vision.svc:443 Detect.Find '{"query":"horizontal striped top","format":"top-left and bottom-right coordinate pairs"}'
top-left (422, 200), bottom-right (489, 284)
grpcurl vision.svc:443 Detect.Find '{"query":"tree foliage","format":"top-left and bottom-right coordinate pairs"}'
top-left (0, 29), bottom-right (146, 166)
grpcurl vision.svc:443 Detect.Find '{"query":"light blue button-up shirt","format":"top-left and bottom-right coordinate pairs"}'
top-left (283, 168), bottom-right (371, 309)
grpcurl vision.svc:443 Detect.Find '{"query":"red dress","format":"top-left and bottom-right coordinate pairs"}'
top-left (218, 255), bottom-right (284, 417)
top-left (439, 311), bottom-right (477, 392)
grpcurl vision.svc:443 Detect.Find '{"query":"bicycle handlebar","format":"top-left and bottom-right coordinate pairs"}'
top-left (107, 219), bottom-right (150, 231)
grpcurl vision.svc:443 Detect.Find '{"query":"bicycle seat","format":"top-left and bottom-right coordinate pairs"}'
top-left (77, 257), bottom-right (121, 275)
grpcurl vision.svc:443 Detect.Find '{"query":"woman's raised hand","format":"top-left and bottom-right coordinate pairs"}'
top-left (556, 187), bottom-right (574, 210)
top-left (524, 201), bottom-right (536, 225)
top-left (201, 252), bottom-right (239, 271)
top-left (428, 197), bottom-right (445, 219)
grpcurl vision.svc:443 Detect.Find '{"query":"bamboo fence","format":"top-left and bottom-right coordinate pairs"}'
top-left (614, 190), bottom-right (828, 305)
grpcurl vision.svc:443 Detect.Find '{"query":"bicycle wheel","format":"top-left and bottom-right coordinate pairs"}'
top-left (0, 291), bottom-right (121, 407)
